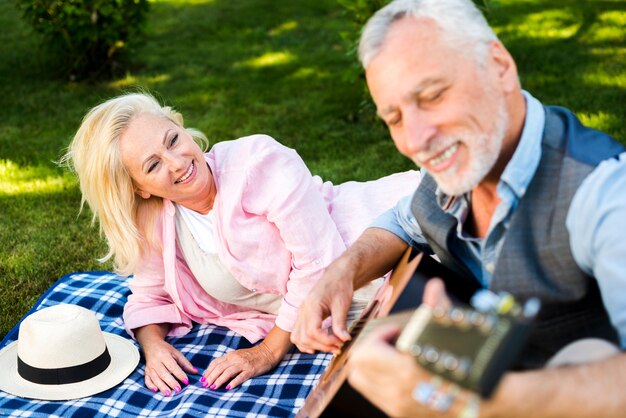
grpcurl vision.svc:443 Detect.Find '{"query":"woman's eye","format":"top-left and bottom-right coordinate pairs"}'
top-left (170, 133), bottom-right (179, 147)
top-left (147, 161), bottom-right (158, 173)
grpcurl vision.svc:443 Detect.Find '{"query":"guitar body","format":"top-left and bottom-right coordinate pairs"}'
top-left (297, 248), bottom-right (481, 418)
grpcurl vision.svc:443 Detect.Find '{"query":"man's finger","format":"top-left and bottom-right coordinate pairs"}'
top-left (330, 298), bottom-right (351, 342)
top-left (423, 277), bottom-right (452, 308)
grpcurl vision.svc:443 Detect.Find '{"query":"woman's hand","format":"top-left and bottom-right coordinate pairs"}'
top-left (202, 326), bottom-right (292, 390)
top-left (202, 343), bottom-right (278, 390)
top-left (135, 324), bottom-right (198, 396)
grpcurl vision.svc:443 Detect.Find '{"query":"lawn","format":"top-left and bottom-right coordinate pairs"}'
top-left (0, 0), bottom-right (624, 339)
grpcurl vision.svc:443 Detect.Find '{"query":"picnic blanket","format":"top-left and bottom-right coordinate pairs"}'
top-left (0, 271), bottom-right (331, 417)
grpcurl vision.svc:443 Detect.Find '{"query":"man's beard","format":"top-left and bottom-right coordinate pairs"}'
top-left (413, 103), bottom-right (509, 196)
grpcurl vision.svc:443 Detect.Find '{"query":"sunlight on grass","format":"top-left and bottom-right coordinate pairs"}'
top-left (288, 67), bottom-right (329, 80)
top-left (578, 112), bottom-right (620, 133)
top-left (151, 0), bottom-right (216, 4)
top-left (592, 11), bottom-right (626, 42)
top-left (269, 21), bottom-right (298, 37)
top-left (499, 9), bottom-right (579, 40)
top-left (0, 160), bottom-right (75, 195)
top-left (109, 73), bottom-right (171, 89)
top-left (236, 51), bottom-right (296, 69)
top-left (582, 66), bottom-right (626, 88)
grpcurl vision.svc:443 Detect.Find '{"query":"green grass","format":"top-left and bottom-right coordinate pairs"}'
top-left (0, 0), bottom-right (624, 339)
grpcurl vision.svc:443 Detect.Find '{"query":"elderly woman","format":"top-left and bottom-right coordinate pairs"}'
top-left (64, 92), bottom-right (419, 396)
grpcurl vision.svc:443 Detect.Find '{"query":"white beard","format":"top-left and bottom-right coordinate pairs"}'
top-left (414, 102), bottom-right (509, 197)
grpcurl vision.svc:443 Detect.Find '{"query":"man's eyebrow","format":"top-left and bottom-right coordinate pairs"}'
top-left (377, 78), bottom-right (446, 118)
top-left (403, 77), bottom-right (445, 101)
top-left (140, 129), bottom-right (173, 172)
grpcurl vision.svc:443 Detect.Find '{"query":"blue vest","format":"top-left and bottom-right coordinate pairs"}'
top-left (411, 106), bottom-right (625, 368)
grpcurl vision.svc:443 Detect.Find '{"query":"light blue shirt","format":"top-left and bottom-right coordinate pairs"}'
top-left (372, 91), bottom-right (626, 347)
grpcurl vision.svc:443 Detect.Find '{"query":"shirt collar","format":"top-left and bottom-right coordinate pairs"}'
top-left (499, 90), bottom-right (545, 199)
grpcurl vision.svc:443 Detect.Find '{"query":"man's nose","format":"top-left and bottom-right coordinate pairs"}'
top-left (398, 111), bottom-right (436, 157)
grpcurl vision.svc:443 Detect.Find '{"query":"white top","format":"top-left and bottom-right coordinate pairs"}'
top-left (175, 206), bottom-right (282, 314)
top-left (176, 204), bottom-right (218, 254)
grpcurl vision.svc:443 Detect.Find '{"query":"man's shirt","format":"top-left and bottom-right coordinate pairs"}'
top-left (372, 91), bottom-right (626, 347)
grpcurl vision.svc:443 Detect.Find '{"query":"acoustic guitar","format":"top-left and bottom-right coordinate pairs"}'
top-left (296, 247), bottom-right (536, 418)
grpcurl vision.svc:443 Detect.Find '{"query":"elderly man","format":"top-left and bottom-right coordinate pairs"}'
top-left (291, 0), bottom-right (626, 416)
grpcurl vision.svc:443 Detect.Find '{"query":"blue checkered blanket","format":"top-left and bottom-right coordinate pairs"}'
top-left (0, 271), bottom-right (331, 417)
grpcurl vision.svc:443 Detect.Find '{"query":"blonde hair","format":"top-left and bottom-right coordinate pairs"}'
top-left (62, 92), bottom-right (208, 276)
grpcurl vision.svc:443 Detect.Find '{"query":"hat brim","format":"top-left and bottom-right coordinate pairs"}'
top-left (0, 332), bottom-right (140, 400)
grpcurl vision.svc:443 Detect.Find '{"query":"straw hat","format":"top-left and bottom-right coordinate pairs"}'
top-left (0, 303), bottom-right (140, 400)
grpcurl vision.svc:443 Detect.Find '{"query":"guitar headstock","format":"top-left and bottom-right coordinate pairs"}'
top-left (395, 296), bottom-right (539, 398)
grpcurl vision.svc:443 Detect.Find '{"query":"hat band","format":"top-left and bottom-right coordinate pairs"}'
top-left (17, 347), bottom-right (112, 385)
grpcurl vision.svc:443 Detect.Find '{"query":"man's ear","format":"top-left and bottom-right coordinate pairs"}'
top-left (488, 40), bottom-right (519, 93)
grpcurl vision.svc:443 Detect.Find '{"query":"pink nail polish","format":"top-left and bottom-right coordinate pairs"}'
top-left (182, 378), bottom-right (189, 385)
top-left (165, 390), bottom-right (171, 397)
top-left (175, 386), bottom-right (181, 393)
top-left (200, 376), bottom-right (206, 383)
top-left (202, 381), bottom-right (209, 388)
top-left (209, 384), bottom-right (216, 390)
top-left (151, 387), bottom-right (158, 393)
top-left (225, 385), bottom-right (231, 390)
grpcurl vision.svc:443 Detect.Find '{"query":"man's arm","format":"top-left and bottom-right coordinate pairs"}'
top-left (290, 227), bottom-right (408, 354)
top-left (480, 355), bottom-right (626, 417)
top-left (567, 153), bottom-right (626, 346)
top-left (348, 324), bottom-right (626, 418)
top-left (348, 279), bottom-right (626, 418)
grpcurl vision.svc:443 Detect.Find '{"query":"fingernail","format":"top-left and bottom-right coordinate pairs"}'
top-left (182, 378), bottom-right (189, 385)
top-left (200, 376), bottom-right (206, 382)
top-left (175, 386), bottom-right (181, 393)
top-left (151, 387), bottom-right (158, 393)
top-left (225, 385), bottom-right (231, 390)
top-left (202, 381), bottom-right (209, 388)
top-left (210, 384), bottom-right (216, 390)
top-left (165, 390), bottom-right (171, 397)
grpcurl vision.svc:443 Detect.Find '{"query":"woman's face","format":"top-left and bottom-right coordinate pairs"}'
top-left (119, 112), bottom-right (215, 213)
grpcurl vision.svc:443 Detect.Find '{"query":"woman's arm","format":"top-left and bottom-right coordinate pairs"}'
top-left (241, 136), bottom-right (349, 332)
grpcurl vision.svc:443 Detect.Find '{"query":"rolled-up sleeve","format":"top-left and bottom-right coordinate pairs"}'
top-left (123, 250), bottom-right (193, 339)
top-left (370, 193), bottom-right (430, 250)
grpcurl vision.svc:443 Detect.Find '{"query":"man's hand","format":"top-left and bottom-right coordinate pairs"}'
top-left (291, 259), bottom-right (355, 354)
top-left (291, 228), bottom-right (409, 354)
top-left (347, 279), bottom-right (466, 417)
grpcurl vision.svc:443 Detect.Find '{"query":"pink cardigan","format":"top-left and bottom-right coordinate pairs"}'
top-left (123, 135), bottom-right (419, 343)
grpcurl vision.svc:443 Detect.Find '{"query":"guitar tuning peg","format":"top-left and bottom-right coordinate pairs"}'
top-left (470, 289), bottom-right (500, 313)
top-left (522, 297), bottom-right (541, 319)
top-left (496, 292), bottom-right (517, 315)
top-left (423, 345), bottom-right (441, 363)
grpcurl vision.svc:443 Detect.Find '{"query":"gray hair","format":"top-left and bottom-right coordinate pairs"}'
top-left (358, 0), bottom-right (498, 68)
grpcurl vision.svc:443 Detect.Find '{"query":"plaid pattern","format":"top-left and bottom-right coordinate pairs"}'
top-left (0, 271), bottom-right (331, 417)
